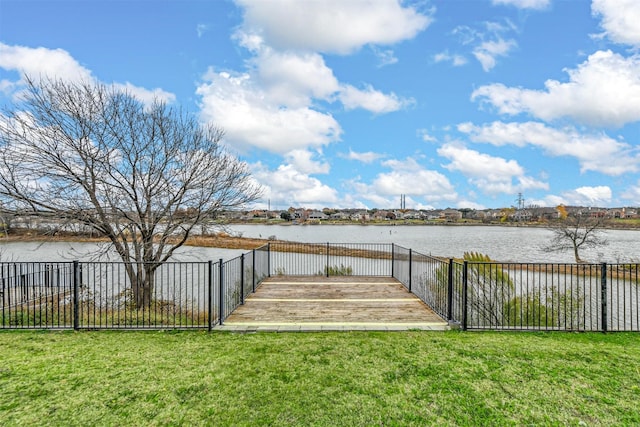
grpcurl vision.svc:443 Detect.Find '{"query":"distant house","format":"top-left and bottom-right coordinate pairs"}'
top-left (293, 209), bottom-right (309, 220)
top-left (308, 211), bottom-right (328, 220)
top-left (424, 210), bottom-right (442, 220)
top-left (467, 210), bottom-right (486, 220)
top-left (330, 212), bottom-right (350, 220)
top-left (403, 210), bottom-right (421, 220)
top-left (588, 209), bottom-right (607, 218)
top-left (513, 210), bottom-right (532, 221)
top-left (350, 211), bottom-right (370, 222)
top-left (372, 210), bottom-right (388, 221)
top-left (541, 207), bottom-right (560, 220)
top-left (441, 209), bottom-right (462, 222)
top-left (608, 209), bottom-right (625, 219)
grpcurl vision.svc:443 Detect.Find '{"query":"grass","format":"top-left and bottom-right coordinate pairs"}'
top-left (1, 331), bottom-right (639, 426)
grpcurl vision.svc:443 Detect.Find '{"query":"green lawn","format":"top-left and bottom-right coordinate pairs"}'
top-left (1, 330), bottom-right (639, 426)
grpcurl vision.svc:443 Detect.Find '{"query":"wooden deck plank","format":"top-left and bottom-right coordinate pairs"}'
top-left (223, 276), bottom-right (448, 330)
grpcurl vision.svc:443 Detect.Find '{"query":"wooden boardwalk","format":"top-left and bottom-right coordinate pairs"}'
top-left (220, 276), bottom-right (448, 332)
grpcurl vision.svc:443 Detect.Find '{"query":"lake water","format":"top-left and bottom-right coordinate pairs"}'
top-left (226, 224), bottom-right (640, 263)
top-left (1, 224), bottom-right (638, 263)
top-left (0, 241), bottom-right (245, 263)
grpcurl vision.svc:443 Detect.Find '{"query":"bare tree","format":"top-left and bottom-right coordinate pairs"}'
top-left (544, 214), bottom-right (608, 263)
top-left (0, 77), bottom-right (261, 307)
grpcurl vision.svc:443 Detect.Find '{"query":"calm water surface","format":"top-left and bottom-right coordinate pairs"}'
top-left (228, 224), bottom-right (640, 263)
top-left (0, 241), bottom-right (244, 263)
top-left (1, 225), bottom-right (638, 263)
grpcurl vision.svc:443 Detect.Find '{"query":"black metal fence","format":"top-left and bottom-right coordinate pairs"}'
top-left (268, 242), bottom-right (393, 276)
top-left (1, 242), bottom-right (638, 332)
top-left (456, 261), bottom-right (639, 332)
top-left (390, 245), bottom-right (639, 332)
top-left (0, 245), bottom-right (270, 330)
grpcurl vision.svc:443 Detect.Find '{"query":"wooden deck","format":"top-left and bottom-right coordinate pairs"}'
top-left (220, 276), bottom-right (448, 332)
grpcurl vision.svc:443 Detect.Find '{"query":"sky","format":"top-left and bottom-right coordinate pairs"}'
top-left (1, 0), bottom-right (639, 211)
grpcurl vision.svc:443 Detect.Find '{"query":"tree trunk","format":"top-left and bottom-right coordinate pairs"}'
top-left (127, 263), bottom-right (155, 310)
top-left (573, 244), bottom-right (582, 263)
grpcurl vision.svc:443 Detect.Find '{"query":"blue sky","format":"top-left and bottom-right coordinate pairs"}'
top-left (1, 0), bottom-right (639, 210)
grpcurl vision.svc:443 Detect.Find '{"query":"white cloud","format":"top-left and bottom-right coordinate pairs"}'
top-left (250, 44), bottom-right (411, 113)
top-left (111, 82), bottom-right (176, 105)
top-left (439, 143), bottom-right (523, 178)
top-left (235, 31), bottom-right (264, 52)
top-left (251, 161), bottom-right (339, 208)
top-left (371, 47), bottom-right (399, 67)
top-left (344, 157), bottom-right (458, 208)
top-left (255, 49), bottom-right (339, 107)
top-left (196, 24), bottom-right (209, 38)
top-left (418, 129), bottom-right (438, 143)
top-left (0, 43), bottom-right (176, 106)
top-left (198, 4), bottom-right (416, 157)
top-left (457, 200), bottom-right (487, 210)
top-left (621, 181), bottom-right (640, 204)
top-left (451, 21), bottom-right (518, 71)
top-left (533, 186), bottom-right (614, 208)
top-left (0, 79), bottom-right (18, 97)
top-left (342, 149), bottom-right (385, 164)
top-left (571, 186), bottom-right (612, 205)
top-left (284, 149), bottom-right (330, 174)
top-left (339, 84), bottom-right (413, 114)
top-left (473, 38), bottom-right (517, 72)
top-left (433, 51), bottom-right (467, 67)
top-left (592, 0), bottom-right (640, 47)
top-left (345, 178), bottom-right (396, 208)
top-left (374, 158), bottom-right (457, 200)
top-left (438, 143), bottom-right (548, 195)
top-left (492, 0), bottom-right (550, 10)
top-left (197, 69), bottom-right (342, 154)
top-left (472, 50), bottom-right (640, 127)
top-left (458, 121), bottom-right (640, 176)
top-left (199, 0), bottom-right (417, 159)
top-left (0, 42), bottom-right (93, 83)
top-left (235, 0), bottom-right (432, 54)
top-left (544, 186), bottom-right (613, 207)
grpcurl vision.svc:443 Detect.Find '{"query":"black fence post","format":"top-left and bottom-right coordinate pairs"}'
top-left (240, 254), bottom-right (245, 305)
top-left (218, 259), bottom-right (224, 326)
top-left (447, 258), bottom-right (454, 322)
top-left (391, 244), bottom-right (395, 278)
top-left (73, 260), bottom-right (80, 331)
top-left (267, 243), bottom-right (271, 277)
top-left (326, 242), bottom-right (330, 277)
top-left (252, 249), bottom-right (256, 293)
top-left (408, 249), bottom-right (412, 292)
top-left (207, 260), bottom-right (213, 332)
top-left (601, 262), bottom-right (608, 333)
top-left (462, 261), bottom-right (468, 331)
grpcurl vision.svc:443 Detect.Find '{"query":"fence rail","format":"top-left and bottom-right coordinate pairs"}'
top-left (1, 242), bottom-right (638, 332)
top-left (268, 242), bottom-right (392, 276)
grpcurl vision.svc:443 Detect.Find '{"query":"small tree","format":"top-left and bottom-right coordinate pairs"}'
top-left (544, 214), bottom-right (608, 263)
top-left (0, 77), bottom-right (261, 308)
top-left (280, 211), bottom-right (292, 221)
top-left (437, 252), bottom-right (515, 327)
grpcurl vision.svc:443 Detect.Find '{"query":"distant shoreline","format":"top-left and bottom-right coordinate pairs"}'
top-left (224, 219), bottom-right (640, 231)
top-left (1, 220), bottom-right (638, 252)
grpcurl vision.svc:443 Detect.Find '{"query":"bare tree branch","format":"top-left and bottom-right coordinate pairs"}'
top-left (544, 214), bottom-right (608, 263)
top-left (0, 76), bottom-right (262, 307)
